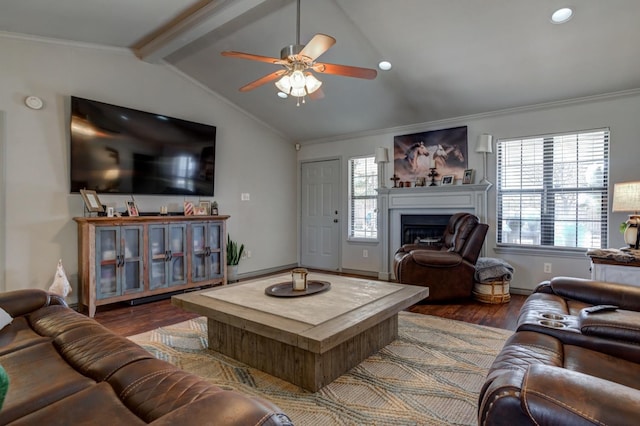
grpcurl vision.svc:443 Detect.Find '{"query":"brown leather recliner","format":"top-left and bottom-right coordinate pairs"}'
top-left (393, 212), bottom-right (488, 301)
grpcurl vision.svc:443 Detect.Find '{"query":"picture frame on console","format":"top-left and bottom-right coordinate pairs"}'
top-left (184, 201), bottom-right (194, 216)
top-left (79, 189), bottom-right (104, 213)
top-left (126, 201), bottom-right (139, 217)
top-left (199, 201), bottom-right (211, 215)
top-left (194, 206), bottom-right (208, 216)
top-left (441, 175), bottom-right (454, 185)
top-left (463, 169), bottom-right (475, 184)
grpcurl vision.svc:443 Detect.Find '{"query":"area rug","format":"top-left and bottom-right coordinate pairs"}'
top-left (129, 312), bottom-right (511, 425)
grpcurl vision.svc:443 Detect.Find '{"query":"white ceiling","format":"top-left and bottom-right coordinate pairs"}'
top-left (3, 0), bottom-right (640, 142)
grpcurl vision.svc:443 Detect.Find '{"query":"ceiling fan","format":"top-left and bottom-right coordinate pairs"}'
top-left (221, 0), bottom-right (377, 105)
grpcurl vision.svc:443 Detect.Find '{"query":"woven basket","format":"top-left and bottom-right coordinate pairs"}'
top-left (472, 278), bottom-right (511, 304)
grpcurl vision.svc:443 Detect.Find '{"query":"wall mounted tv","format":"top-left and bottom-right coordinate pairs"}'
top-left (70, 96), bottom-right (216, 196)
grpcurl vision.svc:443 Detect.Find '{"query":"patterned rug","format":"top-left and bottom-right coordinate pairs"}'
top-left (129, 312), bottom-right (511, 425)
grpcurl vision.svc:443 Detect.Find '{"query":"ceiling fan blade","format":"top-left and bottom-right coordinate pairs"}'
top-left (222, 51), bottom-right (284, 65)
top-left (312, 62), bottom-right (377, 79)
top-left (299, 34), bottom-right (336, 61)
top-left (239, 70), bottom-right (288, 92)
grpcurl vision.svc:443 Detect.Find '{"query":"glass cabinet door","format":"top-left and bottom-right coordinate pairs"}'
top-left (121, 226), bottom-right (144, 293)
top-left (191, 223), bottom-right (208, 282)
top-left (96, 227), bottom-right (119, 299)
top-left (207, 222), bottom-right (222, 278)
top-left (168, 224), bottom-right (187, 285)
top-left (149, 225), bottom-right (168, 289)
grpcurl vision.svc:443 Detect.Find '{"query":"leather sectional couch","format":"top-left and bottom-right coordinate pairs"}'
top-left (478, 277), bottom-right (640, 425)
top-left (0, 289), bottom-right (292, 425)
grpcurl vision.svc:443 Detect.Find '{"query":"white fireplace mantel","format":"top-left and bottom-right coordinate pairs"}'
top-left (377, 183), bottom-right (491, 280)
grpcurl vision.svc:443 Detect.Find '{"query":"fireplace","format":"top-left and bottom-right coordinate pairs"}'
top-left (376, 184), bottom-right (491, 281)
top-left (401, 214), bottom-right (451, 245)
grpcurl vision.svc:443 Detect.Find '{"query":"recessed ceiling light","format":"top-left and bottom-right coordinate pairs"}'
top-left (378, 61), bottom-right (392, 71)
top-left (551, 7), bottom-right (573, 24)
top-left (277, 91), bottom-right (288, 99)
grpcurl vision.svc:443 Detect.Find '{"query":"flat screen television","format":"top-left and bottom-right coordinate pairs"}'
top-left (70, 96), bottom-right (216, 196)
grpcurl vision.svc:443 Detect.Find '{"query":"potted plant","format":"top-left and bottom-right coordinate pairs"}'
top-left (227, 234), bottom-right (244, 283)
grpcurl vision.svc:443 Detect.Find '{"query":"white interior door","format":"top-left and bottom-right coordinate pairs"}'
top-left (300, 159), bottom-right (341, 270)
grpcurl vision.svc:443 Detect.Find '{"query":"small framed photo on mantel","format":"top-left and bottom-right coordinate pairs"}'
top-left (462, 169), bottom-right (475, 184)
top-left (441, 175), bottom-right (454, 185)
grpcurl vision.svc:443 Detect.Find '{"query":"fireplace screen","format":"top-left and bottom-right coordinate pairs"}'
top-left (401, 214), bottom-right (451, 246)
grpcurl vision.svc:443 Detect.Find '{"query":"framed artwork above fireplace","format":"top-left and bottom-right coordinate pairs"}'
top-left (393, 126), bottom-right (468, 183)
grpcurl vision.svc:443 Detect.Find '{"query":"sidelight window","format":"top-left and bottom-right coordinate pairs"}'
top-left (349, 156), bottom-right (378, 239)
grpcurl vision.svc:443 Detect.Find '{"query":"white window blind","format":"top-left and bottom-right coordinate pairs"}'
top-left (497, 129), bottom-right (609, 249)
top-left (349, 156), bottom-right (378, 239)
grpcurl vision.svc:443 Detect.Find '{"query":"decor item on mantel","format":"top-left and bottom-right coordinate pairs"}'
top-left (612, 181), bottom-right (640, 250)
top-left (476, 133), bottom-right (493, 185)
top-left (393, 126), bottom-right (468, 185)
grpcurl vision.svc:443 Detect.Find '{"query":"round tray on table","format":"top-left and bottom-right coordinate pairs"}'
top-left (264, 280), bottom-right (331, 297)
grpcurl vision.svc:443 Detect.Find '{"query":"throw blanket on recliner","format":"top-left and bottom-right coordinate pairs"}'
top-left (475, 257), bottom-right (514, 283)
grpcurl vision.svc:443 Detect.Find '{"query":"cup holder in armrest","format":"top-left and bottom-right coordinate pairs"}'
top-left (538, 320), bottom-right (567, 328)
top-left (540, 313), bottom-right (567, 321)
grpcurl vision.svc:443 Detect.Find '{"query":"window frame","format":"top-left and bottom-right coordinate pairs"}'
top-left (348, 155), bottom-right (379, 241)
top-left (496, 128), bottom-right (609, 252)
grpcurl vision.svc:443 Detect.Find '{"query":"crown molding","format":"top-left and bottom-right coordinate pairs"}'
top-left (303, 87), bottom-right (640, 146)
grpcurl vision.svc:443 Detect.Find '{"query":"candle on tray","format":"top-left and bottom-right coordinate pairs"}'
top-left (292, 268), bottom-right (308, 291)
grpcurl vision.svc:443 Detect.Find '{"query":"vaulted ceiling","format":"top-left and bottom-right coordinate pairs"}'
top-left (3, 0), bottom-right (640, 142)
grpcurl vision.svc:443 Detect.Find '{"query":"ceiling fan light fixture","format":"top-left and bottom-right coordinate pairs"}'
top-left (290, 70), bottom-right (306, 90)
top-left (304, 72), bottom-right (322, 94)
top-left (275, 75), bottom-right (292, 93)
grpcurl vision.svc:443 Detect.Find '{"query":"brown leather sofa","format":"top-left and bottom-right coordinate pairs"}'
top-left (478, 277), bottom-right (640, 425)
top-left (393, 212), bottom-right (488, 301)
top-left (0, 289), bottom-right (293, 425)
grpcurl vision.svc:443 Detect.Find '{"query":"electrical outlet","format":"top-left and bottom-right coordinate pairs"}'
top-left (544, 263), bottom-right (552, 273)
top-left (241, 193), bottom-right (250, 201)
top-left (246, 250), bottom-right (252, 258)
top-left (363, 249), bottom-right (368, 258)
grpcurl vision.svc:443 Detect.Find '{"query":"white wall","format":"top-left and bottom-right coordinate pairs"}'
top-left (0, 35), bottom-right (298, 300)
top-left (298, 90), bottom-right (640, 291)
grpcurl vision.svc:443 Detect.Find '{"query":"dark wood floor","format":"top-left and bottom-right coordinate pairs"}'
top-left (94, 274), bottom-right (525, 336)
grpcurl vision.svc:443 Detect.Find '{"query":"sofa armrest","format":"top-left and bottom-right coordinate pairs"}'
top-left (395, 243), bottom-right (440, 255)
top-left (148, 392), bottom-right (293, 426)
top-left (579, 308), bottom-right (640, 343)
top-left (0, 289), bottom-right (67, 317)
top-left (481, 363), bottom-right (640, 425)
top-left (532, 280), bottom-right (552, 293)
top-left (520, 364), bottom-right (640, 425)
top-left (549, 276), bottom-right (640, 311)
top-left (410, 250), bottom-right (463, 267)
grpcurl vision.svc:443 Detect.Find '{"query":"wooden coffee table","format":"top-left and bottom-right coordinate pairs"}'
top-left (172, 273), bottom-right (428, 391)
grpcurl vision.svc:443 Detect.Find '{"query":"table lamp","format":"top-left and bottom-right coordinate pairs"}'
top-left (375, 147), bottom-right (389, 188)
top-left (476, 134), bottom-right (493, 185)
top-left (612, 181), bottom-right (640, 250)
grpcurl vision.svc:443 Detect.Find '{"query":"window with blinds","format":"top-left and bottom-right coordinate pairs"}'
top-left (349, 156), bottom-right (378, 239)
top-left (497, 129), bottom-right (609, 250)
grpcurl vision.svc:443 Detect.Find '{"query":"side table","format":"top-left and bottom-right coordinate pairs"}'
top-left (589, 252), bottom-right (640, 286)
